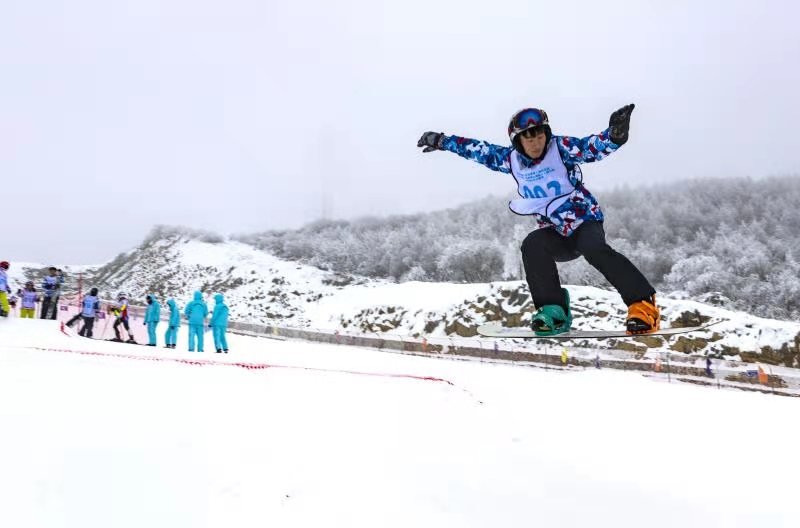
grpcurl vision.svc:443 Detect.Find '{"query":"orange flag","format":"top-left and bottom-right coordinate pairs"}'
top-left (757, 366), bottom-right (769, 385)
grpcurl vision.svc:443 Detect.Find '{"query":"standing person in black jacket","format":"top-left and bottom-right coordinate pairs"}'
top-left (40, 266), bottom-right (64, 319)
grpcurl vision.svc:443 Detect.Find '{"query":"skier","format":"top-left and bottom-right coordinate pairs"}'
top-left (184, 291), bottom-right (208, 352)
top-left (210, 293), bottom-right (230, 353)
top-left (143, 294), bottom-right (161, 346)
top-left (19, 281), bottom-right (40, 319)
top-left (110, 292), bottom-right (135, 342)
top-left (0, 261), bottom-right (10, 317)
top-left (417, 105), bottom-right (660, 335)
top-left (164, 298), bottom-right (180, 349)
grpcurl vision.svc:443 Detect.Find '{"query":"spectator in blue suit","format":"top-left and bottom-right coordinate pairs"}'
top-left (184, 291), bottom-right (208, 352)
top-left (164, 298), bottom-right (180, 349)
top-left (144, 294), bottom-right (161, 346)
top-left (210, 293), bottom-right (230, 353)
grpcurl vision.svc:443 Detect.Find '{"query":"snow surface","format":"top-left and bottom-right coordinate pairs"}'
top-left (1, 318), bottom-right (799, 527)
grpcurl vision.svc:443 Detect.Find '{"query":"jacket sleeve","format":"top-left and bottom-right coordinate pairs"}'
top-left (440, 135), bottom-right (514, 173)
top-left (555, 129), bottom-right (621, 166)
top-left (210, 306), bottom-right (218, 326)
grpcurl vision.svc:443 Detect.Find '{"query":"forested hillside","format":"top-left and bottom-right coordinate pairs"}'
top-left (237, 176), bottom-right (800, 320)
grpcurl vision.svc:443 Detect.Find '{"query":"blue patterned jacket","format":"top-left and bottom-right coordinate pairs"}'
top-left (440, 129), bottom-right (621, 236)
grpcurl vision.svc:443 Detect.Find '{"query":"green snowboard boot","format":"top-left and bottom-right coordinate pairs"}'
top-left (531, 288), bottom-right (572, 336)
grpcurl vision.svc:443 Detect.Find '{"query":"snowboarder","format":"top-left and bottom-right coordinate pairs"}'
top-left (110, 292), bottom-right (135, 342)
top-left (0, 261), bottom-right (10, 317)
top-left (51, 268), bottom-right (65, 318)
top-left (164, 298), bottom-right (180, 349)
top-left (40, 266), bottom-right (63, 319)
top-left (19, 281), bottom-right (40, 319)
top-left (143, 294), bottom-right (161, 346)
top-left (210, 293), bottom-right (230, 353)
top-left (184, 291), bottom-right (208, 352)
top-left (69, 287), bottom-right (100, 337)
top-left (417, 105), bottom-right (660, 335)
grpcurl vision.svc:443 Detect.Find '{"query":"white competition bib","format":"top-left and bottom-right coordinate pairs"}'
top-left (508, 139), bottom-right (574, 216)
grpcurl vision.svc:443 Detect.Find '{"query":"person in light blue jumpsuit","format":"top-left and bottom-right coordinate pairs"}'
top-left (164, 298), bottom-right (180, 349)
top-left (144, 294), bottom-right (161, 346)
top-left (210, 293), bottom-right (230, 353)
top-left (184, 291), bottom-right (208, 352)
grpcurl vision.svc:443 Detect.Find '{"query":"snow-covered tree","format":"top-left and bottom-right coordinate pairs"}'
top-left (236, 175), bottom-right (800, 320)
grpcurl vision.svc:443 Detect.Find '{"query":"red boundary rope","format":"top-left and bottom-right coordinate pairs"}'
top-left (20, 345), bottom-right (455, 386)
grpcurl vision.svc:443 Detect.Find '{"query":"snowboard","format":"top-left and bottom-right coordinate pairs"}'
top-left (477, 321), bottom-right (719, 339)
top-left (105, 338), bottom-right (142, 345)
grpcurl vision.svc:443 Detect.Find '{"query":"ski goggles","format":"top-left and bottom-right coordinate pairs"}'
top-left (513, 108), bottom-right (548, 130)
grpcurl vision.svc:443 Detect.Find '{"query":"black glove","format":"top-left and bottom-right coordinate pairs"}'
top-left (608, 104), bottom-right (635, 145)
top-left (417, 131), bottom-right (445, 153)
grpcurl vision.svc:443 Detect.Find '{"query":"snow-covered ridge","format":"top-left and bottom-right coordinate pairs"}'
top-left (7, 231), bottom-right (800, 364)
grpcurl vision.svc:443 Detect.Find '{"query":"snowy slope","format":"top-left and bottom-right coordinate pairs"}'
top-left (20, 232), bottom-right (371, 326)
top-left (319, 281), bottom-right (800, 357)
top-left (89, 236), bottom-right (349, 325)
top-left (1, 318), bottom-right (799, 527)
top-left (5, 231), bottom-right (799, 363)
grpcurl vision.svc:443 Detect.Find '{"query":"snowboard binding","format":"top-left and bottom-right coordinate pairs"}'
top-left (531, 288), bottom-right (572, 336)
top-left (625, 295), bottom-right (660, 335)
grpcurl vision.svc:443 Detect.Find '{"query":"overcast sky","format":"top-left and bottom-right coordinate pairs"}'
top-left (3, 0), bottom-right (799, 264)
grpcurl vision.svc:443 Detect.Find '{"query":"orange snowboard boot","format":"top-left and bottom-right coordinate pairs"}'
top-left (625, 295), bottom-right (660, 335)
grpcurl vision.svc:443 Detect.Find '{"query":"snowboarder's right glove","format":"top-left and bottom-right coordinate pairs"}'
top-left (608, 104), bottom-right (635, 145)
top-left (417, 131), bottom-right (446, 153)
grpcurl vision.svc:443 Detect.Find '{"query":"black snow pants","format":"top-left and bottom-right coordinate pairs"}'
top-left (40, 296), bottom-right (56, 319)
top-left (113, 317), bottom-right (130, 340)
top-left (78, 316), bottom-right (95, 338)
top-left (521, 221), bottom-right (655, 309)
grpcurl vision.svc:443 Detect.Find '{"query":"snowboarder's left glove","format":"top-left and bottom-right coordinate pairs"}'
top-left (608, 104), bottom-right (635, 145)
top-left (417, 131), bottom-right (446, 153)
